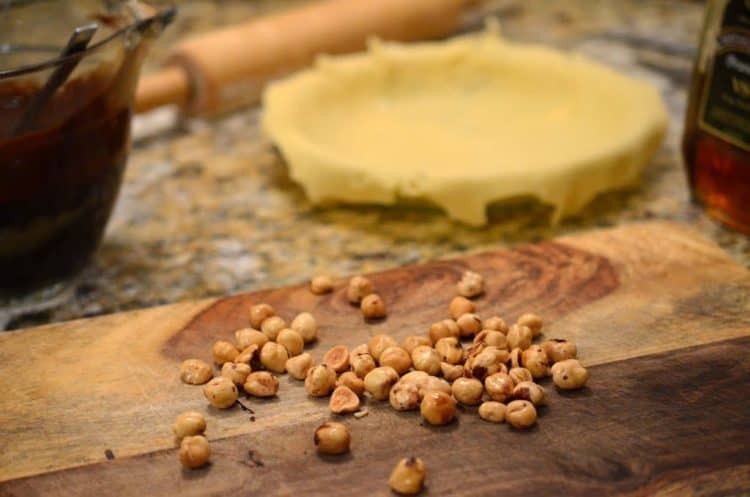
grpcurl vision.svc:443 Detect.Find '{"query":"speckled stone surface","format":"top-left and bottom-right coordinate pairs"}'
top-left (3, 0), bottom-right (749, 329)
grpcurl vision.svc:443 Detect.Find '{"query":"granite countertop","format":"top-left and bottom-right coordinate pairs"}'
top-left (4, 0), bottom-right (749, 329)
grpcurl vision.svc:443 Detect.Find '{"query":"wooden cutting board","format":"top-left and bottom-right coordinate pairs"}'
top-left (1, 221), bottom-right (749, 497)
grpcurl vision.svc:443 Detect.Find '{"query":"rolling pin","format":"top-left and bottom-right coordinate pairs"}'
top-left (135, 0), bottom-right (477, 117)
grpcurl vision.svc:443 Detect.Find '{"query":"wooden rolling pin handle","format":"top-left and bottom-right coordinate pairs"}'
top-left (136, 0), bottom-right (475, 117)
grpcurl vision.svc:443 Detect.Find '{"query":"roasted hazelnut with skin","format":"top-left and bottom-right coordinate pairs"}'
top-left (234, 344), bottom-right (260, 366)
top-left (507, 324), bottom-right (533, 350)
top-left (466, 347), bottom-right (508, 380)
top-left (249, 303), bottom-right (275, 329)
top-left (290, 312), bottom-right (318, 343)
top-left (305, 365), bottom-right (337, 397)
top-left (260, 342), bottom-right (288, 373)
top-left (330, 386), bottom-right (360, 414)
top-left (234, 328), bottom-right (268, 350)
top-left (211, 340), bottom-right (239, 365)
top-left (243, 371), bottom-right (279, 397)
top-left (483, 316), bottom-right (509, 334)
top-left (347, 275), bottom-right (374, 304)
top-left (410, 346), bottom-right (441, 376)
top-left (551, 359), bottom-right (589, 390)
top-left (261, 316), bottom-right (286, 341)
top-left (456, 313), bottom-right (483, 337)
top-left (310, 275), bottom-right (334, 295)
top-left (542, 339), bottom-right (578, 364)
top-left (484, 372), bottom-right (514, 402)
top-left (221, 362), bottom-right (251, 385)
top-left (457, 270), bottom-right (484, 298)
top-left (449, 296), bottom-right (475, 320)
top-left (180, 359), bottom-right (213, 385)
top-left (403, 335), bottom-right (432, 354)
top-left (314, 422), bottom-right (350, 455)
top-left (508, 367), bottom-right (533, 385)
top-left (361, 293), bottom-right (387, 319)
top-left (451, 377), bottom-right (484, 406)
top-left (364, 366), bottom-right (399, 400)
top-left (389, 457), bottom-right (426, 495)
top-left (516, 313), bottom-right (543, 337)
top-left (323, 345), bottom-right (350, 373)
top-left (440, 362), bottom-right (465, 382)
top-left (368, 334), bottom-right (398, 362)
top-left (203, 377), bottom-right (238, 408)
top-left (350, 348), bottom-right (377, 378)
top-left (379, 346), bottom-right (412, 375)
top-left (389, 381), bottom-right (421, 411)
top-left (513, 381), bottom-right (546, 406)
top-left (336, 371), bottom-right (365, 396)
top-left (428, 319), bottom-right (460, 343)
top-left (521, 345), bottom-right (550, 379)
top-left (172, 411), bottom-right (206, 439)
top-left (420, 391), bottom-right (456, 425)
top-left (506, 400), bottom-right (537, 429)
top-left (179, 435), bottom-right (211, 469)
top-left (276, 328), bottom-right (304, 356)
top-left (478, 401), bottom-right (507, 423)
top-left (434, 337), bottom-right (464, 365)
top-left (285, 352), bottom-right (314, 380)
top-left (474, 329), bottom-right (508, 350)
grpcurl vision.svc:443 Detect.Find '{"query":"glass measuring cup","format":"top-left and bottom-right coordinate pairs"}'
top-left (0, 0), bottom-right (174, 302)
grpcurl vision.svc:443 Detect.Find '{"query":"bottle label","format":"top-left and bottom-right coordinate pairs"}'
top-left (699, 0), bottom-right (750, 151)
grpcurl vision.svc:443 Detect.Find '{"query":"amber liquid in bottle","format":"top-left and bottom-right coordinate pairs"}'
top-left (683, 0), bottom-right (750, 233)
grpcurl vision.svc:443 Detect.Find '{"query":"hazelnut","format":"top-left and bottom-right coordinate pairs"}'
top-left (521, 345), bottom-right (550, 379)
top-left (180, 359), bottom-right (213, 385)
top-left (291, 312), bottom-right (318, 343)
top-left (330, 386), bottom-right (361, 413)
top-left (260, 316), bottom-right (286, 341)
top-left (410, 346), bottom-right (441, 376)
top-left (259, 342), bottom-right (288, 373)
top-left (221, 362), bottom-right (251, 385)
top-left (172, 411), bottom-right (206, 439)
top-left (512, 381), bottom-right (546, 406)
top-left (483, 316), bottom-right (509, 334)
top-left (243, 371), bottom-right (279, 397)
top-left (466, 347), bottom-right (508, 380)
top-left (361, 293), bottom-right (387, 320)
top-left (234, 328), bottom-right (268, 350)
top-left (434, 337), bottom-right (464, 364)
top-left (305, 365), bottom-right (337, 397)
top-left (403, 335), bottom-right (432, 353)
top-left (211, 340), bottom-right (239, 365)
top-left (234, 344), bottom-right (260, 366)
top-left (516, 313), bottom-right (543, 337)
top-left (440, 362), bottom-right (465, 382)
top-left (286, 352), bottom-right (314, 380)
top-left (451, 377), bottom-right (484, 406)
top-left (179, 435), bottom-right (210, 469)
top-left (399, 370), bottom-right (430, 386)
top-left (347, 275), bottom-right (374, 304)
top-left (378, 346), bottom-right (412, 375)
top-left (456, 313), bottom-right (483, 337)
top-left (420, 391), bottom-right (456, 425)
top-left (389, 457), bottom-right (426, 495)
top-left (551, 359), bottom-right (589, 390)
top-left (484, 372), bottom-right (514, 402)
top-left (506, 400), bottom-right (537, 429)
top-left (276, 328), bottom-right (304, 356)
top-left (457, 270), bottom-right (484, 298)
top-left (389, 381), bottom-right (421, 411)
top-left (203, 377), bottom-right (238, 408)
top-left (249, 303), bottom-right (275, 329)
top-left (350, 348), bottom-right (377, 378)
top-left (314, 422), bottom-right (350, 455)
top-left (323, 345), bottom-right (350, 373)
top-left (509, 348), bottom-right (523, 369)
top-left (336, 371), bottom-right (365, 396)
top-left (449, 296), bottom-right (475, 319)
top-left (364, 366), bottom-right (399, 400)
top-left (508, 367), bottom-right (533, 385)
top-left (542, 339), bottom-right (578, 364)
top-left (473, 329), bottom-right (508, 350)
top-left (310, 275), bottom-right (334, 295)
top-left (417, 376), bottom-right (452, 399)
top-left (368, 334), bottom-right (398, 362)
top-left (478, 401), bottom-right (506, 423)
top-left (507, 324), bottom-right (533, 350)
top-left (428, 319), bottom-right (460, 343)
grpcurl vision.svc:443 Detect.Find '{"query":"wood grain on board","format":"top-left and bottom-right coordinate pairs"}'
top-left (0, 221), bottom-right (749, 496)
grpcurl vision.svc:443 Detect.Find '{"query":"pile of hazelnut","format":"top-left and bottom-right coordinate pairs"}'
top-left (174, 270), bottom-right (589, 495)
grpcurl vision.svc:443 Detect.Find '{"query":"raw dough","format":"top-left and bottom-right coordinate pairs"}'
top-left (262, 31), bottom-right (668, 225)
